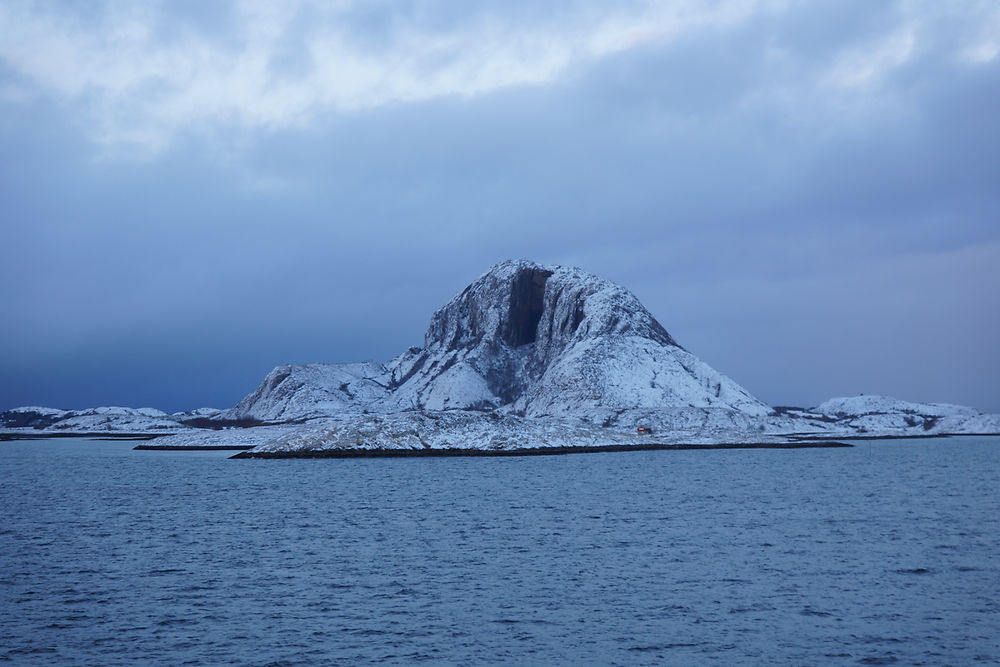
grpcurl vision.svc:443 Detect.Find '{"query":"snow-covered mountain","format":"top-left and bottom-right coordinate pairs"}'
top-left (386, 261), bottom-right (770, 416)
top-left (226, 260), bottom-right (770, 422)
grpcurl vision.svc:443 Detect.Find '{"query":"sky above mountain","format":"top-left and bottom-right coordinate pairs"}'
top-left (2, 0), bottom-right (998, 413)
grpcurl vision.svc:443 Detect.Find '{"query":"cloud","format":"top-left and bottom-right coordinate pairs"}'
top-left (1, 1), bottom-right (994, 159)
top-left (0, 0), bottom-right (776, 153)
top-left (824, 24), bottom-right (916, 89)
top-left (1, 1), bottom-right (996, 152)
top-left (1, 1), bottom-right (998, 412)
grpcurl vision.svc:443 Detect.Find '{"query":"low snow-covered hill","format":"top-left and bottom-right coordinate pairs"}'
top-left (0, 405), bottom-right (221, 434)
top-left (810, 395), bottom-right (1000, 436)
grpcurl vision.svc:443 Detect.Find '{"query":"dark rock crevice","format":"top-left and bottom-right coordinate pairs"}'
top-left (503, 268), bottom-right (552, 347)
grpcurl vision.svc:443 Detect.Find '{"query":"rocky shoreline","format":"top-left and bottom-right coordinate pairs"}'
top-left (0, 432), bottom-right (162, 441)
top-left (228, 440), bottom-right (853, 459)
top-left (133, 444), bottom-right (254, 451)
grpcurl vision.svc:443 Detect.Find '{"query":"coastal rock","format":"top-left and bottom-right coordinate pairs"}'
top-left (149, 408), bottom-right (793, 455)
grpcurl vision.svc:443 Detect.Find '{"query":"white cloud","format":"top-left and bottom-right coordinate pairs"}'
top-left (0, 0), bottom-right (770, 153)
top-left (825, 26), bottom-right (917, 90)
top-left (0, 0), bottom-right (995, 156)
top-left (956, 3), bottom-right (1000, 65)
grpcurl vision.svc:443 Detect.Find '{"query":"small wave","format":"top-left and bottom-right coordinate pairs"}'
top-left (3, 646), bottom-right (59, 657)
top-left (628, 643), bottom-right (699, 651)
top-left (854, 635), bottom-right (904, 645)
top-left (801, 608), bottom-right (835, 617)
top-left (347, 628), bottom-right (388, 637)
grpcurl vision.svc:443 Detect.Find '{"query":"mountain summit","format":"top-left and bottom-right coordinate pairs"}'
top-left (226, 260), bottom-right (771, 421)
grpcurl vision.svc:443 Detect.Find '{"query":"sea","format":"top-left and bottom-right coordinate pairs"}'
top-left (1, 436), bottom-right (998, 665)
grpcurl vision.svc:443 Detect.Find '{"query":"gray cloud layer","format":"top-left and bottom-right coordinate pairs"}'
top-left (1, 0), bottom-right (998, 412)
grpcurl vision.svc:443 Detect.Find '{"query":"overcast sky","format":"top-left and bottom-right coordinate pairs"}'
top-left (1, 0), bottom-right (998, 414)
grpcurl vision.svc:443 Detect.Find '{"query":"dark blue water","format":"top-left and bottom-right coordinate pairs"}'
top-left (1, 437), bottom-right (998, 665)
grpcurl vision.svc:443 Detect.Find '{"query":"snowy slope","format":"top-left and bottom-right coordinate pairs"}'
top-left (815, 395), bottom-right (980, 418)
top-left (48, 407), bottom-right (184, 432)
top-left (513, 334), bottom-right (769, 417)
top-left (0, 406), bottom-right (190, 433)
top-left (221, 362), bottom-right (390, 422)
top-left (159, 409), bottom-right (793, 455)
top-left (379, 260), bottom-right (771, 416)
top-left (0, 405), bottom-right (229, 434)
top-left (812, 395), bottom-right (1000, 436)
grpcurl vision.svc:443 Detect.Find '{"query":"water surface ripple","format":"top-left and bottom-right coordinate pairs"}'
top-left (1, 436), bottom-right (998, 664)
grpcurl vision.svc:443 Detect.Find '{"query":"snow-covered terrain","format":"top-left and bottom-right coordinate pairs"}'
top-left (224, 260), bottom-right (772, 421)
top-left (809, 395), bottom-right (1000, 436)
top-left (221, 362), bottom-right (389, 422)
top-left (3, 260), bottom-right (997, 451)
top-left (150, 409), bottom-right (794, 454)
top-left (0, 405), bottom-right (221, 435)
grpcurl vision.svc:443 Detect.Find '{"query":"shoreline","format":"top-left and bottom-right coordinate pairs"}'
top-left (788, 432), bottom-right (1000, 441)
top-left (229, 440), bottom-right (854, 459)
top-left (4, 430), bottom-right (996, 456)
top-left (0, 432), bottom-right (164, 441)
top-left (133, 444), bottom-right (255, 451)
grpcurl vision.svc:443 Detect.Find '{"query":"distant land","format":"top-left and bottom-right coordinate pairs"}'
top-left (3, 260), bottom-right (998, 455)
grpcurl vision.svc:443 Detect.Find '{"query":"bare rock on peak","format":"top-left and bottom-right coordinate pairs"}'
top-left (379, 260), bottom-right (769, 416)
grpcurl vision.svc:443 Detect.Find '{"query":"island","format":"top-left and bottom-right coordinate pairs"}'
top-left (3, 260), bottom-right (998, 456)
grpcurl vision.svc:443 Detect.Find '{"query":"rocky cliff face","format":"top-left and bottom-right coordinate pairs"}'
top-left (226, 260), bottom-right (771, 421)
top-left (382, 260), bottom-right (768, 416)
